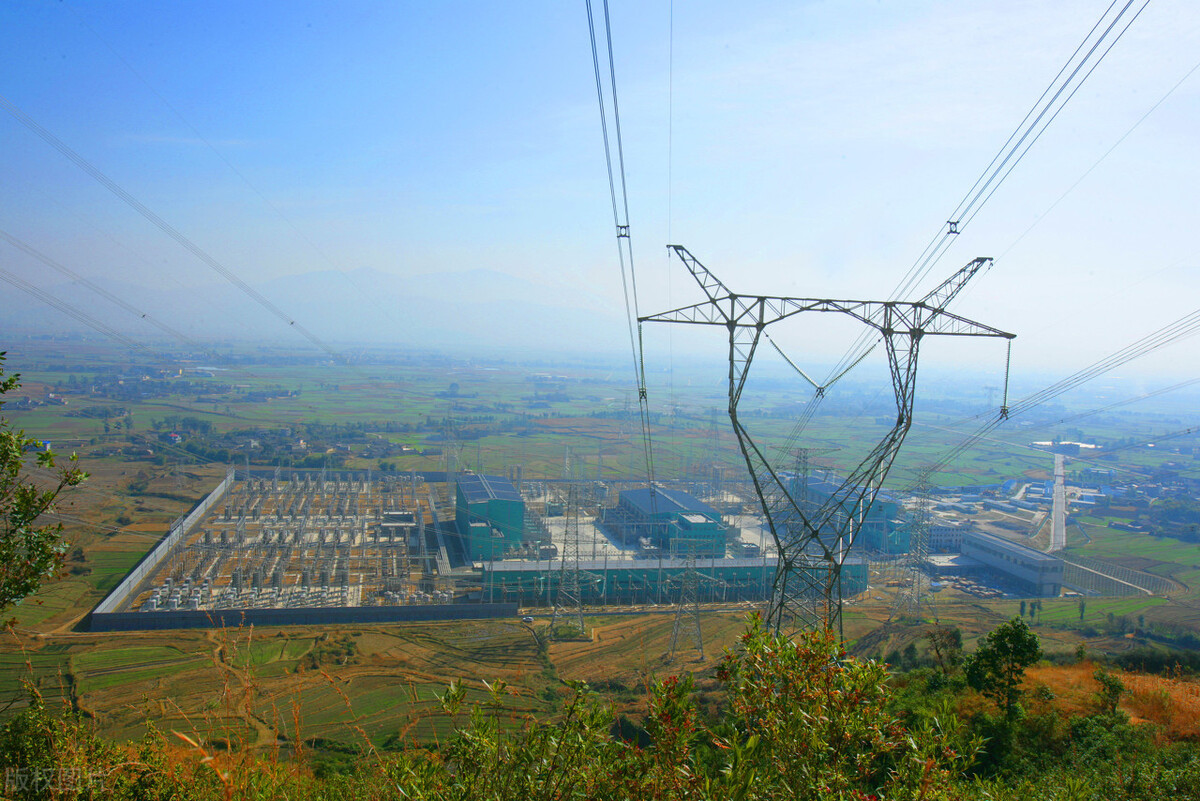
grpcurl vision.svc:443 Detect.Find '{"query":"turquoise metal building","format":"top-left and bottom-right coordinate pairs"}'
top-left (478, 556), bottom-right (868, 607)
top-left (787, 474), bottom-right (909, 554)
top-left (600, 486), bottom-right (728, 557)
top-left (456, 474), bottom-right (525, 562)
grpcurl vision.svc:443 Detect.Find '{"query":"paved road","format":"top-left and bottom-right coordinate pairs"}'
top-left (1050, 453), bottom-right (1066, 552)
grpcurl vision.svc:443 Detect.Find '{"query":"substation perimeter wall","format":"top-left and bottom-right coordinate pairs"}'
top-left (92, 468), bottom-right (237, 618)
top-left (90, 602), bottom-right (520, 632)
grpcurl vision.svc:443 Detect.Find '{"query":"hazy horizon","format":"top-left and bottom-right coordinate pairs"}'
top-left (3, 1), bottom-right (1199, 383)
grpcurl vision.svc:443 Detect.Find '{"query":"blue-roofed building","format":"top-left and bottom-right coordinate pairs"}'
top-left (600, 486), bottom-right (726, 557)
top-left (784, 474), bottom-right (908, 554)
top-left (456, 474), bottom-right (525, 562)
top-left (618, 486), bottom-right (720, 520)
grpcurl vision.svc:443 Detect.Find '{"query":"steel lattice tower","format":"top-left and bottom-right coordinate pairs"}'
top-left (550, 484), bottom-right (589, 638)
top-left (890, 480), bottom-right (935, 621)
top-left (668, 536), bottom-right (721, 660)
top-left (642, 246), bottom-right (1014, 634)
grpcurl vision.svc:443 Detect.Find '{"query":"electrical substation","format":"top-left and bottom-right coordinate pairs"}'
top-left (90, 463), bottom-right (875, 631)
top-left (89, 455), bottom-right (1170, 635)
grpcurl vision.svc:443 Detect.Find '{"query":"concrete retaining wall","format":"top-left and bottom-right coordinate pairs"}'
top-left (92, 469), bottom-right (236, 615)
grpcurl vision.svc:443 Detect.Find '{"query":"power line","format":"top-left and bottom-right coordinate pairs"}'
top-left (0, 228), bottom-right (210, 355)
top-left (821, 0), bottom-right (1150, 390)
top-left (1046, 376), bottom-right (1200, 430)
top-left (60, 0), bottom-right (411, 341)
top-left (0, 266), bottom-right (151, 355)
top-left (584, 0), bottom-right (658, 493)
top-left (953, 0), bottom-right (1152, 235)
top-left (0, 94), bottom-right (342, 363)
top-left (895, 0), bottom-right (1149, 303)
top-left (998, 51), bottom-right (1200, 262)
top-left (915, 298), bottom-right (1200, 484)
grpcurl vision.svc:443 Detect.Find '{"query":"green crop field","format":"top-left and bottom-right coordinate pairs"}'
top-left (6, 340), bottom-right (1200, 757)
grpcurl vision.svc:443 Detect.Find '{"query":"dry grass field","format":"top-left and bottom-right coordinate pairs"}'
top-left (2, 611), bottom-right (757, 751)
top-left (1026, 661), bottom-right (1200, 739)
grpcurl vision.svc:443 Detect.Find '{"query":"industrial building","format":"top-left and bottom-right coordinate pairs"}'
top-left (456, 474), bottom-right (525, 562)
top-left (599, 486), bottom-right (727, 557)
top-left (928, 521), bottom-right (966, 552)
top-left (479, 555), bottom-right (868, 607)
top-left (91, 466), bottom-right (880, 631)
top-left (786, 474), bottom-right (909, 554)
top-left (961, 530), bottom-right (1063, 596)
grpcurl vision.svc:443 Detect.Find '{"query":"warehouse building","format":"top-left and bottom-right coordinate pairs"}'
top-left (928, 521), bottom-right (967, 552)
top-left (961, 530), bottom-right (1063, 596)
top-left (599, 486), bottom-right (727, 557)
top-left (456, 474), bottom-right (525, 562)
top-left (785, 474), bottom-right (908, 554)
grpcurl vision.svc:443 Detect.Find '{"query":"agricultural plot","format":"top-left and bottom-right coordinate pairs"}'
top-left (8, 342), bottom-right (1200, 760)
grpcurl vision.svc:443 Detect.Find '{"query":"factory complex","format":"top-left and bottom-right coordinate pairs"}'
top-left (89, 460), bottom-right (1151, 631)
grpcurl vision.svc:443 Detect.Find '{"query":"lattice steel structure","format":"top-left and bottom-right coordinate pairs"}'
top-left (668, 536), bottom-right (723, 660)
top-left (890, 480), bottom-right (935, 621)
top-left (550, 484), bottom-right (599, 638)
top-left (642, 245), bottom-right (1014, 634)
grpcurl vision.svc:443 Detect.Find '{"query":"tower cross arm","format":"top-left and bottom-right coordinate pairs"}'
top-left (668, 244), bottom-right (732, 301)
top-left (883, 303), bottom-right (1016, 339)
top-left (920, 256), bottom-right (993, 310)
top-left (639, 298), bottom-right (735, 326)
top-left (641, 295), bottom-right (1014, 341)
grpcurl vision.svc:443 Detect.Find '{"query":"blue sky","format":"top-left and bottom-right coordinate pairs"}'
top-left (2, 1), bottom-right (1199, 381)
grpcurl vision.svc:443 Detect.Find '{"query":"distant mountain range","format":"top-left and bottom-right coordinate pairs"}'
top-left (1, 266), bottom-right (628, 356)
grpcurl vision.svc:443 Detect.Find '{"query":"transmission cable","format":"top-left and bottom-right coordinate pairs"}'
top-left (999, 52), bottom-right (1200, 262)
top-left (0, 228), bottom-right (211, 355)
top-left (0, 94), bottom-right (342, 363)
top-left (0, 267), bottom-right (150, 355)
top-left (1046, 376), bottom-right (1200, 430)
top-left (895, 0), bottom-right (1148, 303)
top-left (60, 0), bottom-right (410, 340)
top-left (954, 0), bottom-right (1152, 235)
top-left (820, 0), bottom-right (1149, 390)
top-left (585, 0), bottom-right (658, 495)
top-left (915, 298), bottom-right (1200, 484)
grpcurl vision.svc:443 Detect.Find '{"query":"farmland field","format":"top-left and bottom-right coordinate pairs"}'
top-left (6, 340), bottom-right (1200, 752)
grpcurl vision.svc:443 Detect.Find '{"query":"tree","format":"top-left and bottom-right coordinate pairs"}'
top-left (964, 617), bottom-right (1043, 719)
top-left (0, 353), bottom-right (88, 620)
top-left (713, 616), bottom-right (979, 799)
top-left (1020, 600), bottom-right (1027, 617)
top-left (1093, 666), bottom-right (1125, 715)
top-left (926, 624), bottom-right (964, 675)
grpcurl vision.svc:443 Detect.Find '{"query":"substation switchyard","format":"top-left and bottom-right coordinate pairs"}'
top-left (89, 470), bottom-right (518, 631)
top-left (133, 470), bottom-right (442, 613)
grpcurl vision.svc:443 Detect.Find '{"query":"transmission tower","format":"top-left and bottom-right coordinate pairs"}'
top-left (550, 484), bottom-right (589, 638)
top-left (642, 245), bottom-right (1014, 634)
top-left (890, 479), bottom-right (935, 622)
top-left (440, 411), bottom-right (462, 506)
top-left (668, 537), bottom-right (706, 659)
top-left (790, 447), bottom-right (839, 512)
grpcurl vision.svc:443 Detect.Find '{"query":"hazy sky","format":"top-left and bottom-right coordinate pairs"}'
top-left (2, 1), bottom-right (1199, 380)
